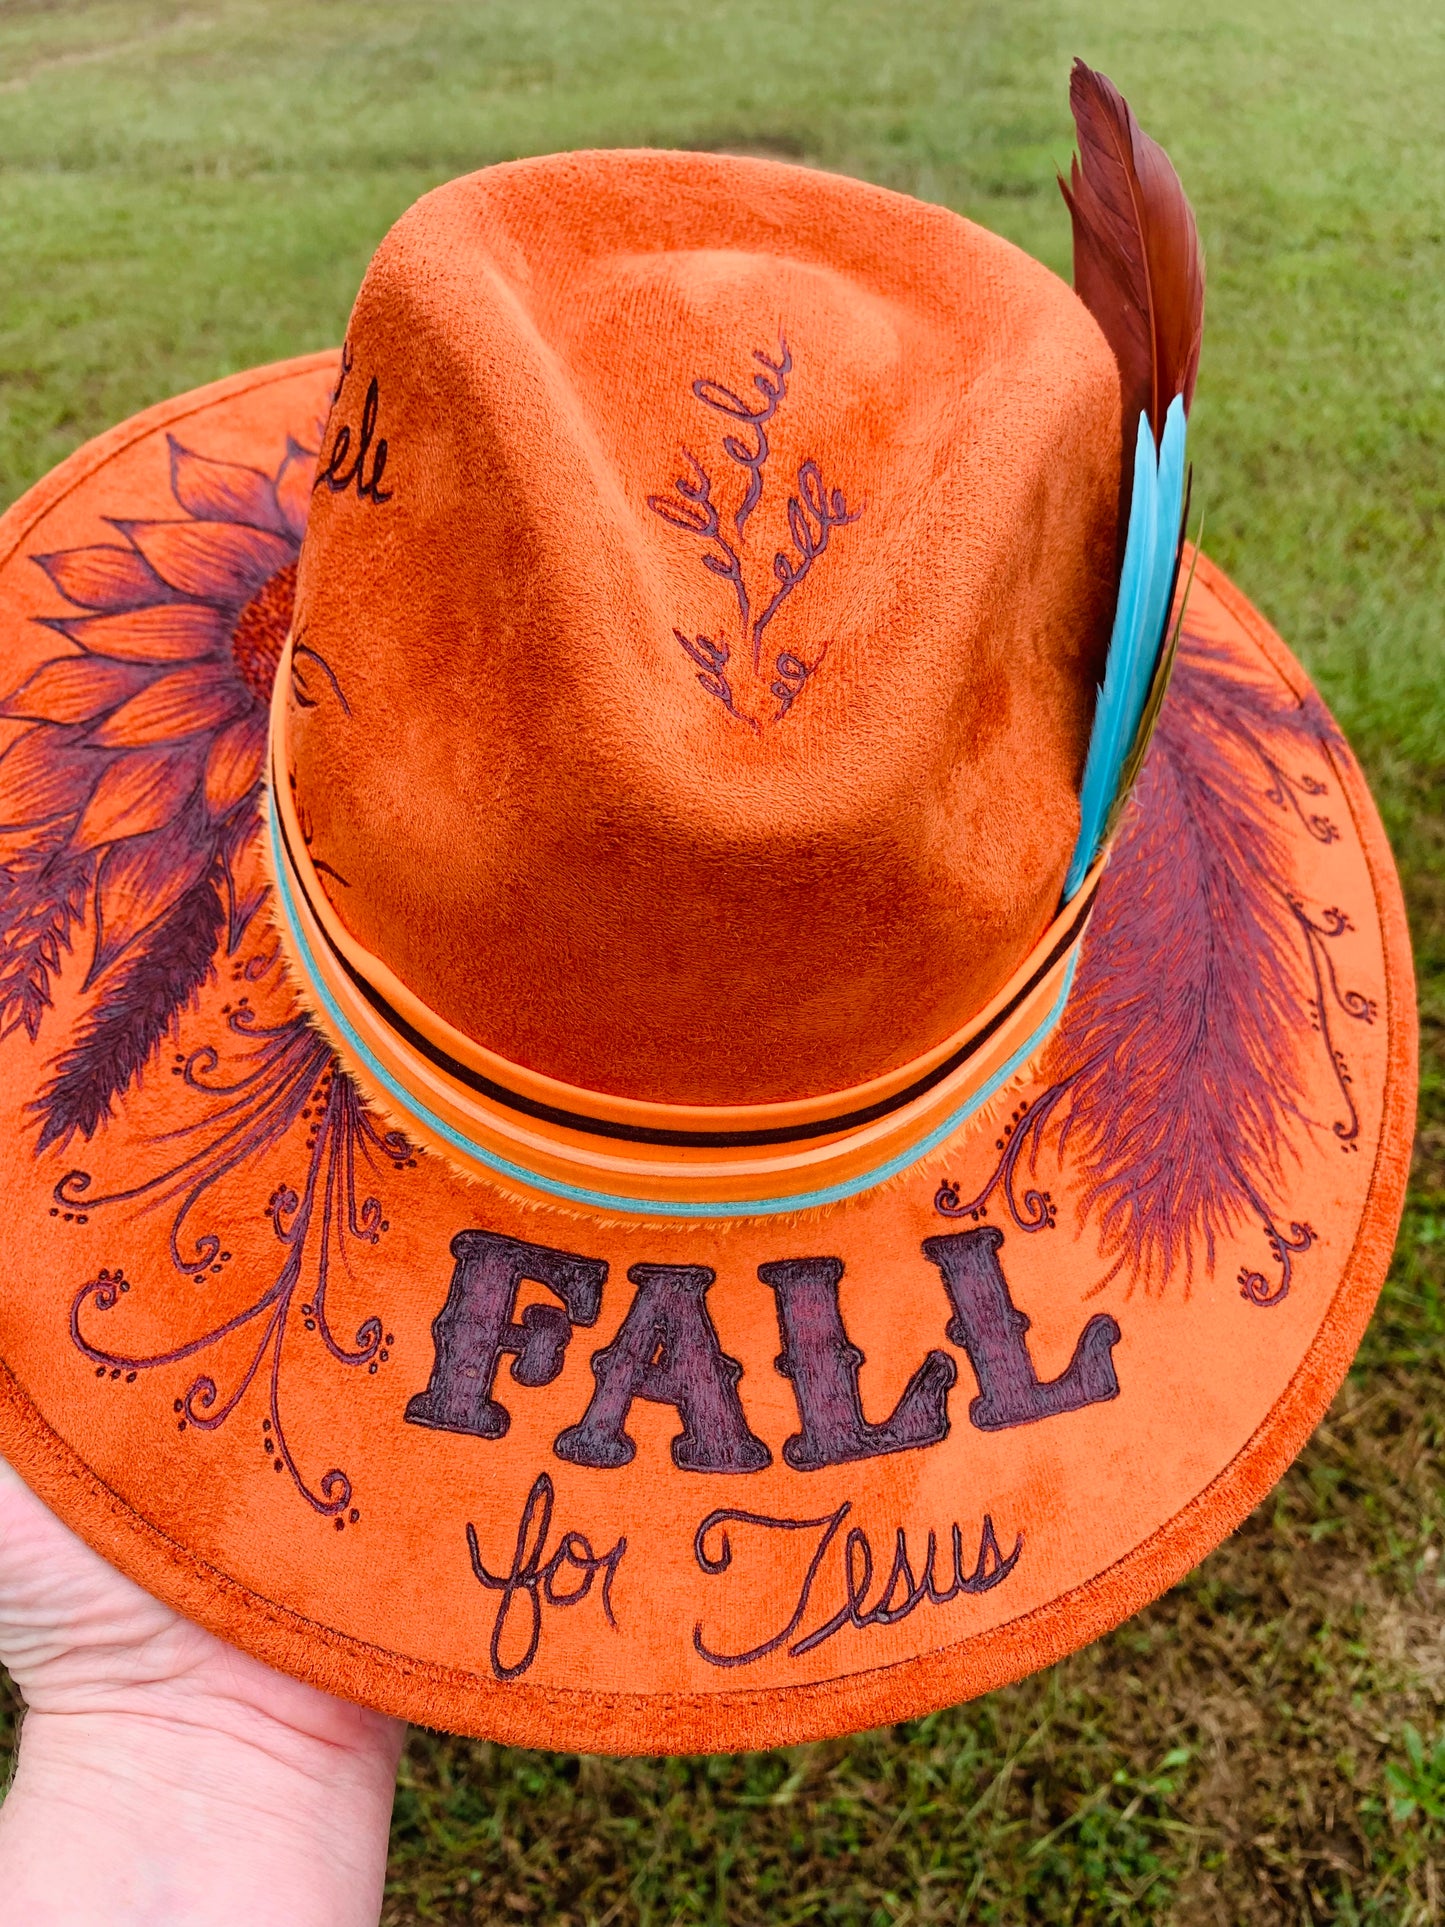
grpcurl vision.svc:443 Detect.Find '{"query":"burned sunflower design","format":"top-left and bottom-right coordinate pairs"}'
top-left (0, 435), bottom-right (313, 1148)
top-left (0, 423), bottom-right (414, 1520)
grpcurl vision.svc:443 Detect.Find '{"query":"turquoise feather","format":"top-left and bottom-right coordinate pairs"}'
top-left (1063, 394), bottom-right (1187, 900)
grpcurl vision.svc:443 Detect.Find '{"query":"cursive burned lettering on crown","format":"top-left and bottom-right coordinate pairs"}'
top-left (650, 450), bottom-right (750, 640)
top-left (693, 335), bottom-right (791, 536)
top-left (771, 645), bottom-right (829, 721)
top-left (647, 334), bottom-right (859, 729)
top-left (671, 629), bottom-right (756, 735)
top-left (465, 1472), bottom-right (626, 1682)
top-left (691, 1501), bottom-right (1021, 1668)
top-left (288, 620), bottom-right (352, 717)
top-left (751, 460), bottom-right (859, 657)
top-left (314, 343), bottom-right (392, 506)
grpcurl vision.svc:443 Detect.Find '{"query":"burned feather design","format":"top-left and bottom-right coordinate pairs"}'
top-left (937, 633), bottom-right (1371, 1306)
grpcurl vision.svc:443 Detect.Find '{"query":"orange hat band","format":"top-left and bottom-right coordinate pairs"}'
top-left (267, 639), bottom-right (1100, 1214)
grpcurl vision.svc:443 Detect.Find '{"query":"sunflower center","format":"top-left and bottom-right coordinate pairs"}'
top-left (232, 560), bottom-right (298, 706)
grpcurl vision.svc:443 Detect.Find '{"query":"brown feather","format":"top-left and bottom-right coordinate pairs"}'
top-left (1060, 60), bottom-right (1204, 463)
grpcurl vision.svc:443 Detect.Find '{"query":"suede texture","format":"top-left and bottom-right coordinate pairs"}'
top-left (289, 150), bottom-right (1122, 1104)
top-left (0, 357), bottom-right (1414, 1755)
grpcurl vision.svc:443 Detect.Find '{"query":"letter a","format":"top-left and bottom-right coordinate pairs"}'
top-left (921, 1227), bottom-right (1120, 1431)
top-left (554, 1264), bottom-right (771, 1473)
top-left (406, 1229), bottom-right (607, 1440)
top-left (760, 1256), bottom-right (956, 1470)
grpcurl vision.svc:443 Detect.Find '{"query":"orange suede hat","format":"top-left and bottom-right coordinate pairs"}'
top-left (0, 67), bottom-right (1414, 1753)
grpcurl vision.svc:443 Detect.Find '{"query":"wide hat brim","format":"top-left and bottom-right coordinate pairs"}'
top-left (0, 354), bottom-right (1416, 1754)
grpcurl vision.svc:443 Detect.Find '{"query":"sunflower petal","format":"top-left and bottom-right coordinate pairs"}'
top-left (42, 603), bottom-right (232, 663)
top-left (71, 745), bottom-right (204, 850)
top-left (91, 666), bottom-right (252, 747)
top-left (204, 715), bottom-right (265, 819)
top-left (273, 438), bottom-right (318, 540)
top-left (33, 545), bottom-right (176, 613)
top-left (0, 820), bottom-right (61, 867)
top-left (90, 818), bottom-right (212, 980)
top-left (167, 438), bottom-right (293, 535)
top-left (117, 520), bottom-right (294, 604)
top-left (0, 727), bottom-right (100, 828)
top-left (90, 666), bottom-right (251, 749)
top-left (3, 657), bottom-right (155, 725)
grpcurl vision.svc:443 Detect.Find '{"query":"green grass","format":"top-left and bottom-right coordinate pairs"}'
top-left (1, 0), bottom-right (1442, 1919)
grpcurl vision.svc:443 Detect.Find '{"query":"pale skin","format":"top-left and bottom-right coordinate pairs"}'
top-left (0, 1459), bottom-right (403, 1926)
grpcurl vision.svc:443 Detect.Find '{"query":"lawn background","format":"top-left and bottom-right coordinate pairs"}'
top-left (0, 1), bottom-right (1442, 1920)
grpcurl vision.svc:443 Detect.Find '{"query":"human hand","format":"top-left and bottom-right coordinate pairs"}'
top-left (0, 1456), bottom-right (404, 1926)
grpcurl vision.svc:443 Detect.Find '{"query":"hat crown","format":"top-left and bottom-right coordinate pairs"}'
top-left (287, 151), bottom-right (1120, 1105)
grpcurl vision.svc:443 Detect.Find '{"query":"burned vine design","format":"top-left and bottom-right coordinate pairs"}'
top-left (289, 621), bottom-right (351, 717)
top-left (1259, 752), bottom-right (1339, 845)
top-left (312, 341), bottom-right (392, 506)
top-left (1289, 898), bottom-right (1377, 1158)
top-left (647, 335), bottom-right (859, 730)
top-left (694, 336), bottom-right (791, 538)
top-left (935, 633), bottom-right (1372, 1309)
top-left (62, 957), bottom-right (415, 1519)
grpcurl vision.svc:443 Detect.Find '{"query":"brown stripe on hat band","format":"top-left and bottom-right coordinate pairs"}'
top-left (269, 777), bottom-right (1095, 1151)
top-left (265, 639), bottom-right (1100, 1210)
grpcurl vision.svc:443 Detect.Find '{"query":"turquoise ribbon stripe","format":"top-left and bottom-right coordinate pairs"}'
top-left (266, 797), bottom-right (1079, 1219)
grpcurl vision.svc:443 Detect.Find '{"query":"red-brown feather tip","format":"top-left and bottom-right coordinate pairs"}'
top-left (1060, 59), bottom-right (1205, 452)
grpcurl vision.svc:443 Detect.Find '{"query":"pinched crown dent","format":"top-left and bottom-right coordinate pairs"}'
top-left (287, 150), bottom-right (1122, 1105)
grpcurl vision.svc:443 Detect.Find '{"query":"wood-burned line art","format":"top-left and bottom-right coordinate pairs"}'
top-left (936, 632), bottom-right (1373, 1311)
top-left (648, 335), bottom-right (860, 729)
top-left (313, 341), bottom-right (392, 506)
top-left (6, 433), bottom-right (314, 1149)
top-left (62, 953), bottom-right (416, 1521)
top-left (691, 1499), bottom-right (1021, 1669)
top-left (288, 621), bottom-right (351, 716)
top-left (465, 1472), bottom-right (626, 1682)
top-left (0, 423), bottom-right (1383, 1524)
